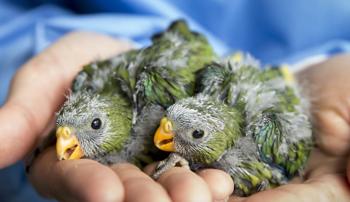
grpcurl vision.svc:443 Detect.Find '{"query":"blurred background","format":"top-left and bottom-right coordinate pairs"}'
top-left (1, 0), bottom-right (350, 201)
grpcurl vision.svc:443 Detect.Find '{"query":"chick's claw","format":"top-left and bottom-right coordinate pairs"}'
top-left (152, 153), bottom-right (190, 179)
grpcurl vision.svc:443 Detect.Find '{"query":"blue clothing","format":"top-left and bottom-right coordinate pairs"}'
top-left (1, 0), bottom-right (350, 201)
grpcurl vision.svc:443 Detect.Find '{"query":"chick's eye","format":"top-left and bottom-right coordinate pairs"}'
top-left (192, 129), bottom-right (204, 139)
top-left (91, 118), bottom-right (102, 130)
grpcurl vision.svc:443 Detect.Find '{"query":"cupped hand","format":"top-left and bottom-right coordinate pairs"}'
top-left (3, 31), bottom-right (233, 202)
top-left (29, 147), bottom-right (233, 202)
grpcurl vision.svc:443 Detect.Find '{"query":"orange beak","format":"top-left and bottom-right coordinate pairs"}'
top-left (56, 126), bottom-right (84, 160)
top-left (154, 117), bottom-right (176, 152)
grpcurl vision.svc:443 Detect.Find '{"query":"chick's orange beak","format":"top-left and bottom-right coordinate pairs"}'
top-left (154, 117), bottom-right (175, 152)
top-left (56, 126), bottom-right (84, 160)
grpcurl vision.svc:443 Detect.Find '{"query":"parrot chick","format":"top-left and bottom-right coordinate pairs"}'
top-left (56, 90), bottom-right (165, 166)
top-left (153, 55), bottom-right (313, 196)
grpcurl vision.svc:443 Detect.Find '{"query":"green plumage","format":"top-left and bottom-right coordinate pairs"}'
top-left (73, 20), bottom-right (217, 112)
top-left (99, 95), bottom-right (132, 154)
top-left (155, 54), bottom-right (313, 196)
top-left (56, 20), bottom-right (216, 167)
top-left (132, 20), bottom-right (217, 114)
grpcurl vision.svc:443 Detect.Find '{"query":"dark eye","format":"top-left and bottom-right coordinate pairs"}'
top-left (86, 85), bottom-right (95, 93)
top-left (192, 129), bottom-right (204, 139)
top-left (91, 118), bottom-right (102, 130)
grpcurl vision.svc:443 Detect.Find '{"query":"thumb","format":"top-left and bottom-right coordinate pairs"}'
top-left (0, 31), bottom-right (132, 168)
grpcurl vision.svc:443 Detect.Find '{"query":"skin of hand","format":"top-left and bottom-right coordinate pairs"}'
top-left (0, 31), bottom-right (233, 202)
top-left (227, 54), bottom-right (350, 202)
top-left (297, 54), bottom-right (350, 156)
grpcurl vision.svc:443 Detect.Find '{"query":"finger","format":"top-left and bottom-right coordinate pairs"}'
top-left (144, 163), bottom-right (231, 201)
top-left (157, 167), bottom-right (212, 202)
top-left (144, 164), bottom-right (232, 201)
top-left (314, 109), bottom-right (350, 155)
top-left (197, 169), bottom-right (234, 202)
top-left (305, 148), bottom-right (347, 179)
top-left (230, 174), bottom-right (350, 202)
top-left (28, 147), bottom-right (124, 202)
top-left (0, 32), bottom-right (132, 168)
top-left (111, 163), bottom-right (171, 202)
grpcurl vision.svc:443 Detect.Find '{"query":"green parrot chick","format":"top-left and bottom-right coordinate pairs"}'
top-left (153, 57), bottom-right (313, 196)
top-left (154, 94), bottom-right (312, 196)
top-left (56, 92), bottom-right (132, 163)
top-left (56, 90), bottom-right (165, 166)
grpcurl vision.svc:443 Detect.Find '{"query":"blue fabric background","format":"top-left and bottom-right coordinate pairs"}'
top-left (1, 0), bottom-right (350, 201)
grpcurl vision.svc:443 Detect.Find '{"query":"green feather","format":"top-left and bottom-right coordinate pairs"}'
top-left (132, 19), bottom-right (217, 110)
top-left (100, 94), bottom-right (132, 153)
top-left (73, 20), bottom-right (217, 113)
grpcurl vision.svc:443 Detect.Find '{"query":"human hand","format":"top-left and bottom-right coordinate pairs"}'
top-left (29, 147), bottom-right (233, 202)
top-left (297, 54), bottom-right (350, 156)
top-left (2, 31), bottom-right (233, 202)
top-left (297, 54), bottom-right (350, 187)
top-left (226, 54), bottom-right (350, 201)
